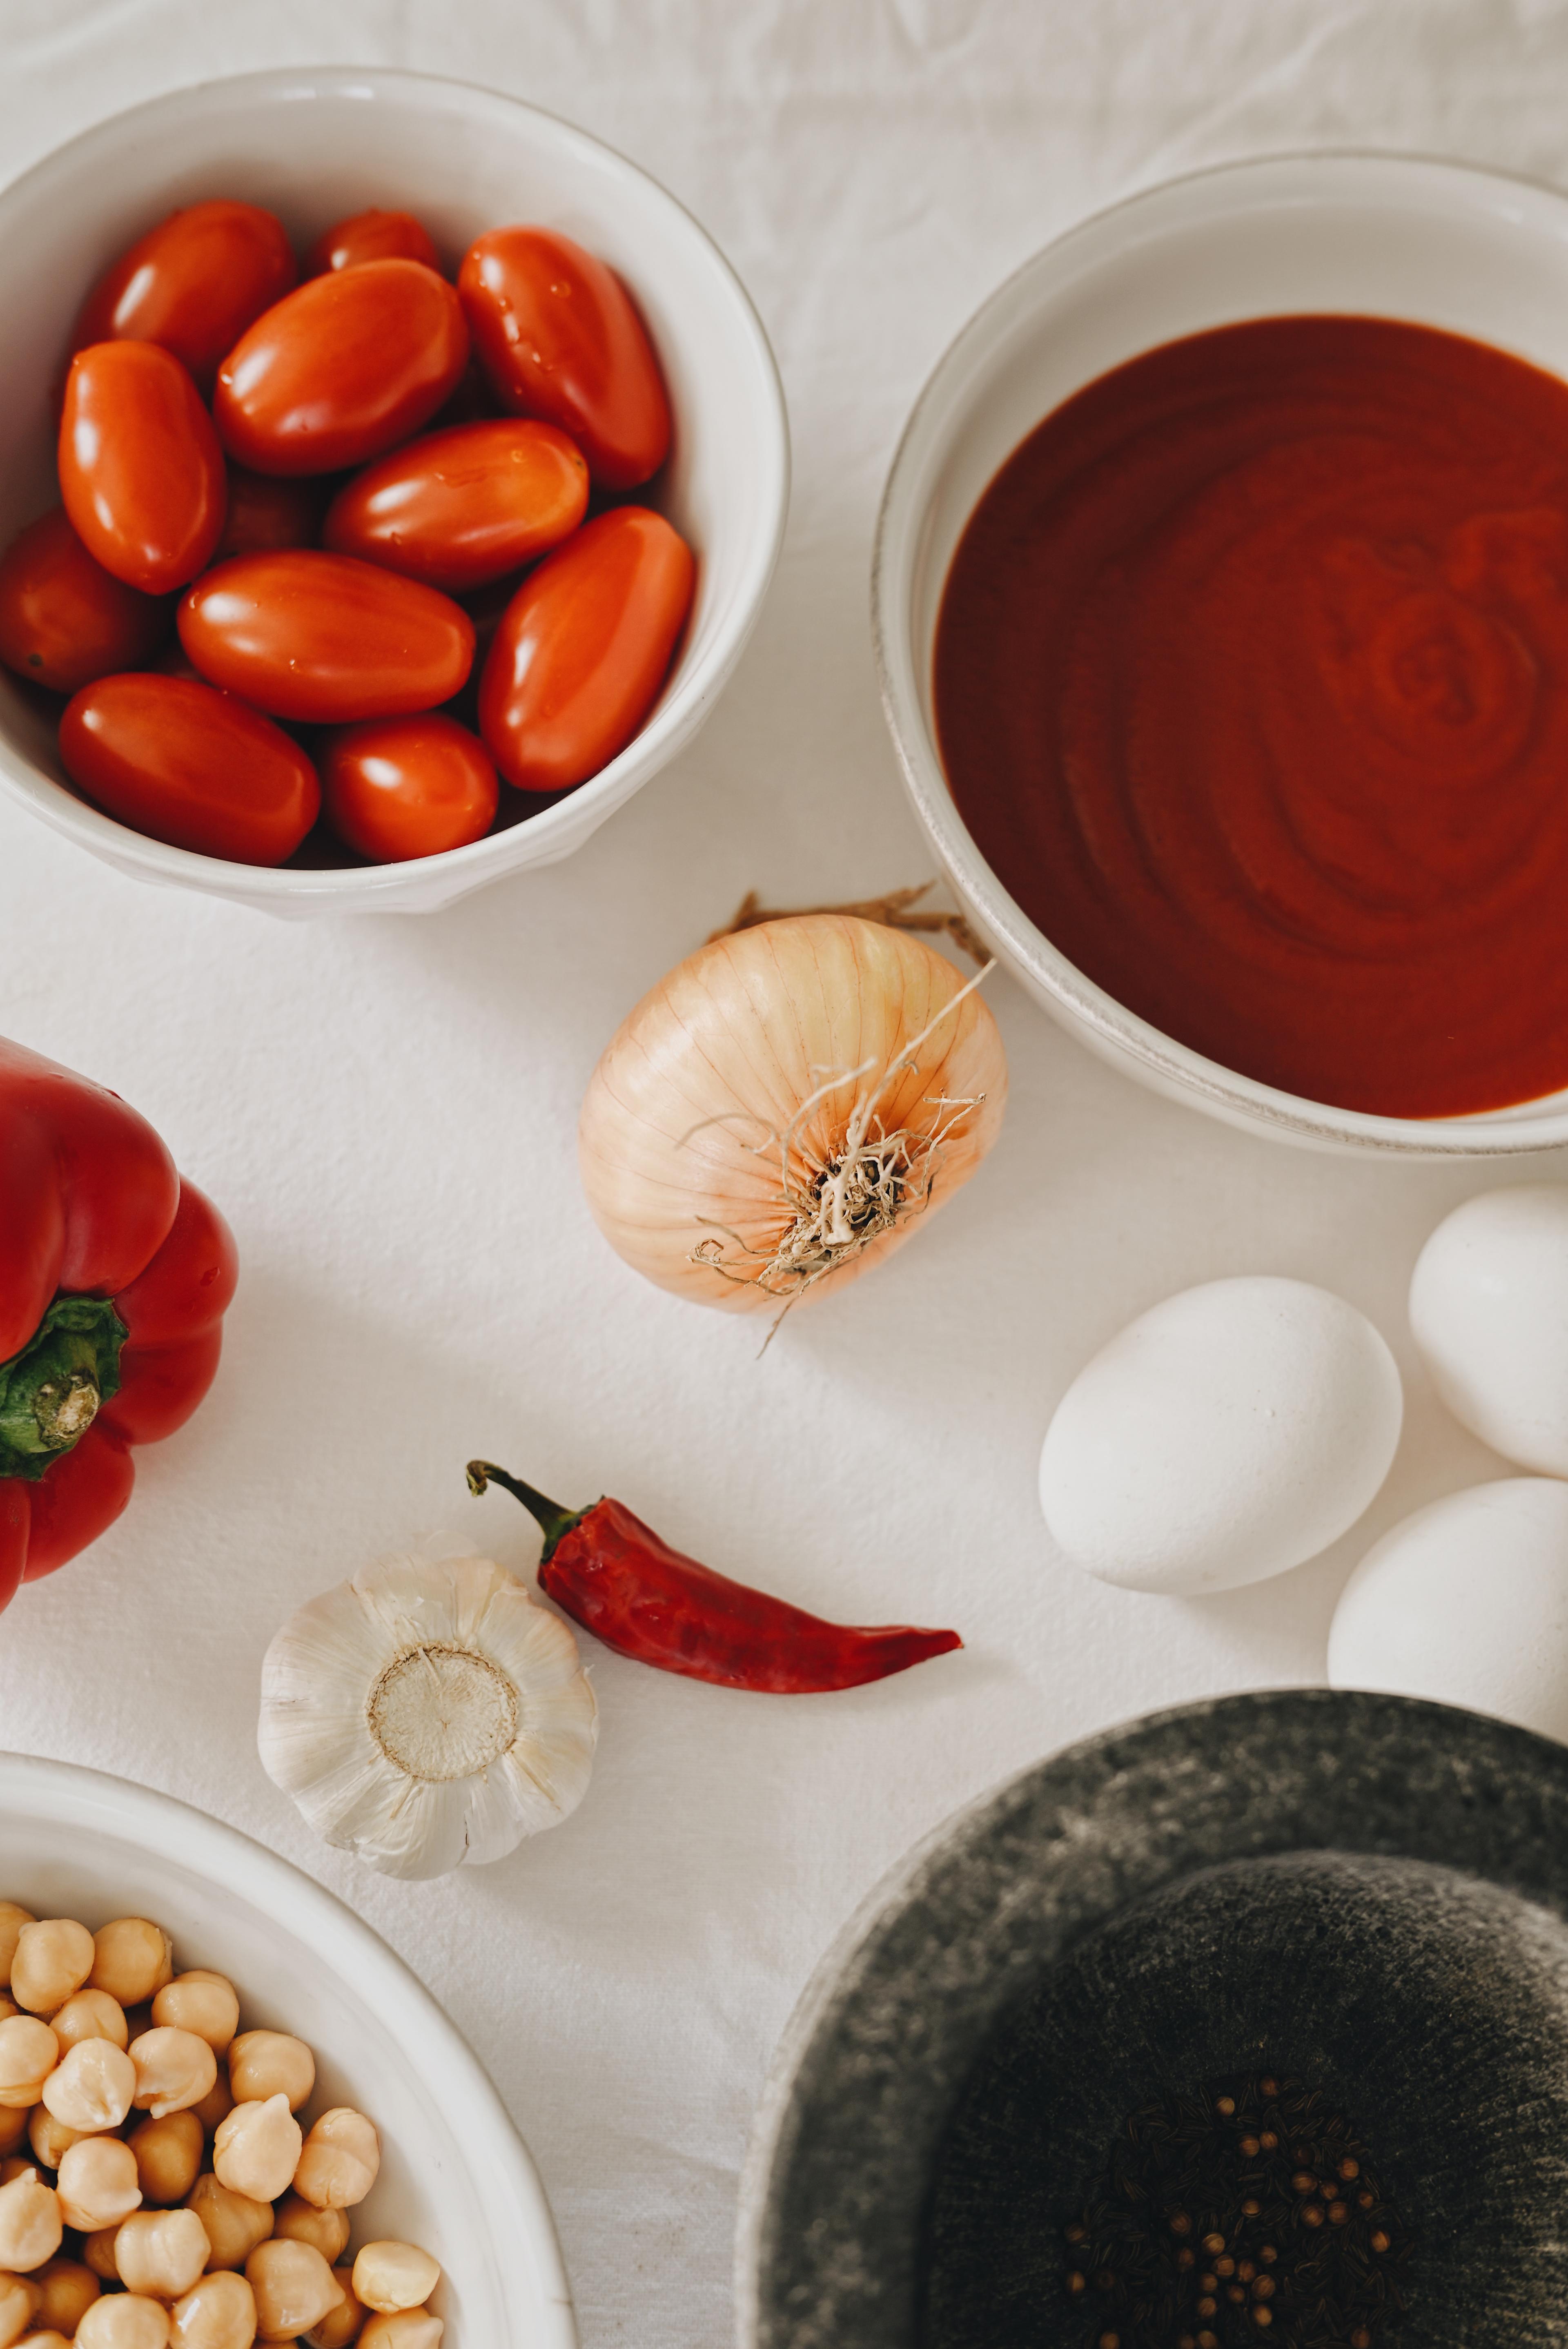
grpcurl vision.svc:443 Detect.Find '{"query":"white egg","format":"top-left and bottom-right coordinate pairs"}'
top-left (1038, 1276), bottom-right (1402, 1595)
top-left (1410, 1185), bottom-right (1568, 1476)
top-left (1328, 1477), bottom-right (1568, 1741)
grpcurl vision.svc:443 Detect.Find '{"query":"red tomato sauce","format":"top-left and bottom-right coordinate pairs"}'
top-left (934, 315), bottom-right (1568, 1117)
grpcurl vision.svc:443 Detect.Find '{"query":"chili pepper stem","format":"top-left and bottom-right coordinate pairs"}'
top-left (466, 1460), bottom-right (590, 1562)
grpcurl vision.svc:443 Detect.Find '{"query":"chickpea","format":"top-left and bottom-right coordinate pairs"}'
top-left (213, 2095), bottom-right (301, 2205)
top-left (115, 2209), bottom-right (211, 2300)
top-left (80, 2231), bottom-right (122, 2282)
top-left (0, 2274), bottom-right (40, 2349)
top-left (129, 2030), bottom-right (216, 2121)
top-left (0, 2021), bottom-right (58, 2110)
top-left (14, 2333), bottom-right (71, 2349)
top-left (49, 1992), bottom-right (127, 2056)
top-left (359, 2315), bottom-right (442, 2349)
top-left (0, 2172), bottom-right (25, 2194)
top-left (352, 2246), bottom-right (440, 2316)
top-left (31, 2259), bottom-right (98, 2335)
top-left (152, 1977), bottom-right (238, 2057)
top-left (274, 2195), bottom-right (349, 2263)
top-left (24, 2112), bottom-right (81, 2174)
top-left (0, 2005), bottom-right (15, 2028)
top-left (128, 2111), bottom-right (204, 2206)
top-left (0, 2120), bottom-right (22, 2163)
top-left (9, 1926), bottom-right (92, 2021)
top-left (75, 2295), bottom-right (172, 2349)
top-left (41, 2038), bottom-right (136, 2133)
top-left (304, 2270), bottom-right (368, 2349)
top-left (169, 2273), bottom-right (256, 2349)
top-left (0, 2172), bottom-right (60, 2272)
top-left (247, 2238), bottom-right (344, 2338)
top-left (183, 2175), bottom-right (272, 2272)
top-left (0, 1910), bottom-right (35, 1987)
top-left (90, 1924), bottom-right (173, 2011)
top-left (55, 2137), bottom-right (141, 2232)
top-left (228, 2030), bottom-right (315, 2112)
top-left (293, 2110), bottom-right (379, 2211)
top-left (189, 2074), bottom-right (232, 2139)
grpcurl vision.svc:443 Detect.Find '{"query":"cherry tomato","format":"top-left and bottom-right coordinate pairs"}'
top-left (215, 467), bottom-right (322, 561)
top-left (178, 550), bottom-right (474, 722)
top-left (321, 713), bottom-right (498, 860)
top-left (308, 208), bottom-right (441, 276)
top-left (458, 227), bottom-right (671, 490)
top-left (478, 506), bottom-right (693, 791)
top-left (322, 419), bottom-right (589, 592)
top-left (71, 201), bottom-right (296, 395)
top-left (0, 510), bottom-right (167, 694)
top-left (59, 673), bottom-right (320, 865)
top-left (214, 259), bottom-right (469, 476)
top-left (60, 343), bottom-right (227, 595)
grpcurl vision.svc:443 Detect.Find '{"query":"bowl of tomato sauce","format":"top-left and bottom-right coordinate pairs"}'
top-left (0, 67), bottom-right (788, 915)
top-left (875, 152), bottom-right (1568, 1154)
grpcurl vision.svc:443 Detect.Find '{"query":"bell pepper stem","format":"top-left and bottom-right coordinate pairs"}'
top-left (0, 1295), bottom-right (127, 1484)
top-left (466, 1460), bottom-right (588, 1563)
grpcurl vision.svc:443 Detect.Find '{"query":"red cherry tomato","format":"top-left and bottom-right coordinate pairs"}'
top-left (478, 506), bottom-right (694, 791)
top-left (178, 550), bottom-right (474, 722)
top-left (0, 510), bottom-right (167, 694)
top-left (59, 673), bottom-right (320, 865)
top-left (321, 714), bottom-right (499, 860)
top-left (214, 259), bottom-right (469, 477)
top-left (458, 227), bottom-right (671, 490)
top-left (215, 467), bottom-right (322, 562)
top-left (60, 343), bottom-right (227, 595)
top-left (71, 201), bottom-right (297, 395)
top-left (308, 208), bottom-right (441, 276)
top-left (322, 419), bottom-right (589, 592)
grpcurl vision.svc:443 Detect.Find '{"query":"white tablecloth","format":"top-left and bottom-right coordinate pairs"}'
top-left (2, 4), bottom-right (1564, 2341)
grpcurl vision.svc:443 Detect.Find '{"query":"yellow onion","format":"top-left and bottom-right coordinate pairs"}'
top-left (579, 914), bottom-right (1007, 1313)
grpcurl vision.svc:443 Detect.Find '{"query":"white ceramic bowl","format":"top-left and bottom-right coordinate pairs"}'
top-left (875, 153), bottom-right (1568, 1155)
top-left (0, 1749), bottom-right (575, 2347)
top-left (0, 67), bottom-right (788, 917)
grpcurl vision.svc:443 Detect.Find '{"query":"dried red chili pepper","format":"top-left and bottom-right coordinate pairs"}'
top-left (466, 1460), bottom-right (962, 1693)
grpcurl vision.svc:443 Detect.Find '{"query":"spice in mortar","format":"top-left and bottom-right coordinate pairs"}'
top-left (1061, 2074), bottom-right (1411, 2348)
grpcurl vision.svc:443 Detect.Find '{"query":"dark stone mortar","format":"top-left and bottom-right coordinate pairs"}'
top-left (738, 1690), bottom-right (1568, 2349)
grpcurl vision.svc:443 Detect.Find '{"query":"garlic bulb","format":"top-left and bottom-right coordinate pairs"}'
top-left (579, 914), bottom-right (1007, 1314)
top-left (258, 1542), bottom-right (597, 1880)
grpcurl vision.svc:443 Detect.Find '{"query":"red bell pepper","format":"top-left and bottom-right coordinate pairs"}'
top-left (0, 1036), bottom-right (237, 1612)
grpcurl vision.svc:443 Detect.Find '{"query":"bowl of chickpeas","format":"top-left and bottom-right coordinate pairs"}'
top-left (0, 1749), bottom-right (574, 2349)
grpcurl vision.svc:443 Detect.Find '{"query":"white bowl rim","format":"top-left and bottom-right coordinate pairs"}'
top-left (0, 1744), bottom-right (577, 2345)
top-left (0, 62), bottom-right (790, 907)
top-left (873, 147), bottom-right (1568, 1156)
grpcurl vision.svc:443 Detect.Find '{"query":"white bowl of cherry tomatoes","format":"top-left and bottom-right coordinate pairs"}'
top-left (0, 67), bottom-right (789, 915)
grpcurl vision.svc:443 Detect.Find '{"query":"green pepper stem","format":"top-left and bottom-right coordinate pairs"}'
top-left (0, 1295), bottom-right (127, 1484)
top-left (466, 1460), bottom-right (587, 1563)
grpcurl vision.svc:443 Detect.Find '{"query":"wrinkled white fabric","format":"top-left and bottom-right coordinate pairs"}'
top-left (0, 3), bottom-right (1563, 2341)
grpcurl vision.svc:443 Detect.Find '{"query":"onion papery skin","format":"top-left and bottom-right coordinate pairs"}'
top-left (578, 914), bottom-right (1008, 1312)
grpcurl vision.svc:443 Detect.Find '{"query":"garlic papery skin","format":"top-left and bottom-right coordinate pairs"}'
top-left (578, 914), bottom-right (1007, 1315)
top-left (258, 1544), bottom-right (598, 1881)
